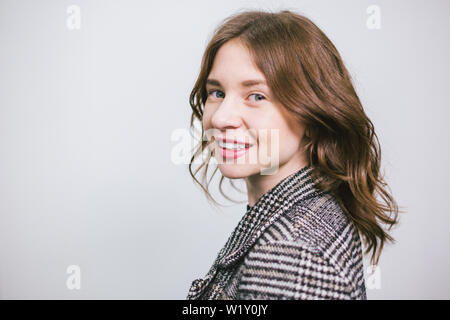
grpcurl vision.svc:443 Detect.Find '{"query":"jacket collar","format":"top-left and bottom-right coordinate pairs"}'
top-left (215, 164), bottom-right (325, 268)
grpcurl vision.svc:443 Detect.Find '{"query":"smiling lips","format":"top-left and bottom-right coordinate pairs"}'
top-left (216, 137), bottom-right (253, 146)
top-left (215, 137), bottom-right (253, 159)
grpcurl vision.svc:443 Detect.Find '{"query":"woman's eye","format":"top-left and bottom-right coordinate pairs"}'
top-left (249, 93), bottom-right (266, 102)
top-left (208, 90), bottom-right (224, 99)
top-left (207, 90), bottom-right (265, 102)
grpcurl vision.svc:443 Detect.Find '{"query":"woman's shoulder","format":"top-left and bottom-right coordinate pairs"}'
top-left (291, 191), bottom-right (357, 246)
top-left (261, 191), bottom-right (355, 245)
top-left (254, 190), bottom-right (364, 277)
top-left (238, 192), bottom-right (367, 299)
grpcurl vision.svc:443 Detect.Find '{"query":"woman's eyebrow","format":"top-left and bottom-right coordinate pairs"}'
top-left (206, 78), bottom-right (267, 88)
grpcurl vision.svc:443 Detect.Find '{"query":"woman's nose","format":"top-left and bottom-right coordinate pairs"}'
top-left (211, 96), bottom-right (242, 130)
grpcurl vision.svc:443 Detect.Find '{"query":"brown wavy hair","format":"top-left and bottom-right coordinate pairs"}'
top-left (188, 9), bottom-right (403, 266)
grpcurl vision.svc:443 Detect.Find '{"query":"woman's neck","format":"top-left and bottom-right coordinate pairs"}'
top-left (244, 158), bottom-right (309, 207)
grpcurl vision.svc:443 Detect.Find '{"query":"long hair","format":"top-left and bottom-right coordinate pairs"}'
top-left (188, 9), bottom-right (402, 266)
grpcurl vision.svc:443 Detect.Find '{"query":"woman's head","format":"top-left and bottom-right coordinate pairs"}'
top-left (189, 9), bottom-right (401, 266)
top-left (202, 37), bottom-right (308, 179)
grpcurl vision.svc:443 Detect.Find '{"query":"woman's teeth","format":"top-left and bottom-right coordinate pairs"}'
top-left (218, 140), bottom-right (249, 150)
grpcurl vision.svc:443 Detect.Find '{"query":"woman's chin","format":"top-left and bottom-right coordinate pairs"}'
top-left (218, 163), bottom-right (258, 179)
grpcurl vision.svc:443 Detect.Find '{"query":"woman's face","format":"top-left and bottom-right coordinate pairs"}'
top-left (202, 38), bottom-right (307, 179)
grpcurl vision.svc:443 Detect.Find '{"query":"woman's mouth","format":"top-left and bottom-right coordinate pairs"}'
top-left (217, 139), bottom-right (253, 159)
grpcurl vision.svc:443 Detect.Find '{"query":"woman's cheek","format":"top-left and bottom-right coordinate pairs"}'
top-left (202, 109), bottom-right (212, 129)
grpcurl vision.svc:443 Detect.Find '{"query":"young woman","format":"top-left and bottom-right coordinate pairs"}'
top-left (186, 9), bottom-right (400, 300)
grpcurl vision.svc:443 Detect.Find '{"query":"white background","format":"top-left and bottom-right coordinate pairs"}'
top-left (0, 0), bottom-right (449, 299)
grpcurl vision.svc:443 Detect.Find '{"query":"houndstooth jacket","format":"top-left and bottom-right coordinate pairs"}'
top-left (186, 164), bottom-right (367, 300)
